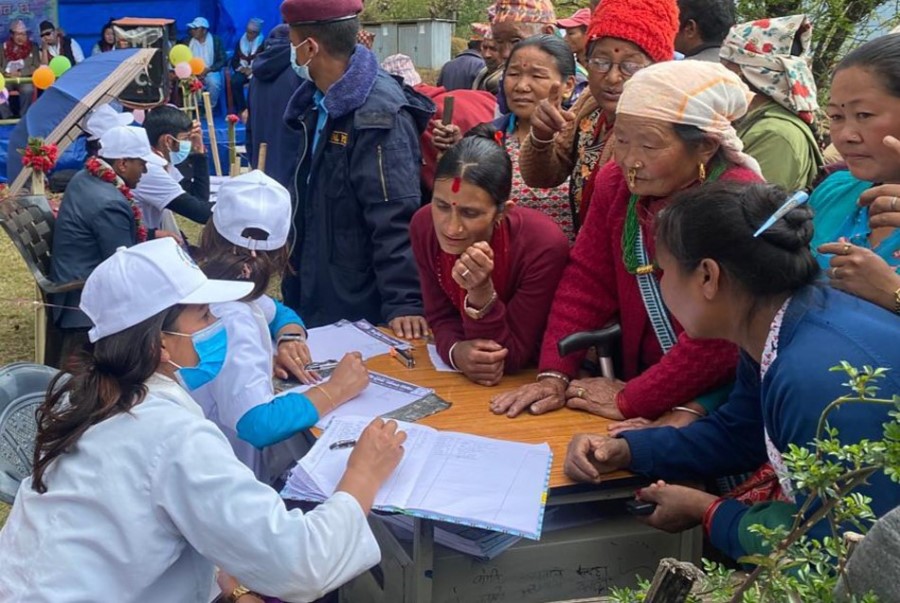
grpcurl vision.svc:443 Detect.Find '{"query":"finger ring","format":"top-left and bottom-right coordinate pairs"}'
top-left (842, 242), bottom-right (852, 255)
top-left (832, 267), bottom-right (841, 279)
top-left (577, 387), bottom-right (586, 398)
top-left (461, 269), bottom-right (470, 279)
top-left (294, 357), bottom-right (303, 363)
top-left (892, 196), bottom-right (898, 211)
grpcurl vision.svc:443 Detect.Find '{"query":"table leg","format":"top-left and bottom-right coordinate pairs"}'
top-left (412, 517), bottom-right (434, 603)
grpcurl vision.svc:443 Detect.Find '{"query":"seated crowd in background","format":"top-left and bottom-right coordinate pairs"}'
top-left (0, 0), bottom-right (899, 599)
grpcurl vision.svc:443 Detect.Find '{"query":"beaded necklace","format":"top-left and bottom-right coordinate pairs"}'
top-left (621, 161), bottom-right (727, 274)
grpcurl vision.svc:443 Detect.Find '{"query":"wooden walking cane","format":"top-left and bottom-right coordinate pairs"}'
top-left (202, 91), bottom-right (222, 177)
top-left (257, 143), bottom-right (268, 174)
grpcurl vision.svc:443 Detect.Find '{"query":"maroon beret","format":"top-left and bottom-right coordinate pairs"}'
top-left (280, 0), bottom-right (363, 25)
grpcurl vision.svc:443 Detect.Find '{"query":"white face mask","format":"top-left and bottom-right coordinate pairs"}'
top-left (291, 38), bottom-right (314, 82)
top-left (169, 137), bottom-right (192, 165)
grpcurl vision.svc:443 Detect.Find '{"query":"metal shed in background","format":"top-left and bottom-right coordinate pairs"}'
top-left (363, 19), bottom-right (455, 70)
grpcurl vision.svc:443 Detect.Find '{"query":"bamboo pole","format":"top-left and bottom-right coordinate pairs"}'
top-left (257, 143), bottom-right (268, 174)
top-left (202, 91), bottom-right (222, 177)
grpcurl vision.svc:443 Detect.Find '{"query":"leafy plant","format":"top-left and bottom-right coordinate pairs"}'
top-left (609, 363), bottom-right (900, 603)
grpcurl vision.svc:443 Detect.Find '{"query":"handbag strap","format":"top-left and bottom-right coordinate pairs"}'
top-left (635, 225), bottom-right (677, 354)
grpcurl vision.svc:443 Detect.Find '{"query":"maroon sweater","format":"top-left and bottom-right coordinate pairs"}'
top-left (539, 161), bottom-right (763, 419)
top-left (411, 205), bottom-right (570, 372)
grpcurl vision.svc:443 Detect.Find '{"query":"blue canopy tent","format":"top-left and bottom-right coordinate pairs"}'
top-left (5, 48), bottom-right (155, 189)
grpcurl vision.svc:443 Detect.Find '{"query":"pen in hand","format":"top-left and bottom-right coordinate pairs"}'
top-left (329, 439), bottom-right (357, 450)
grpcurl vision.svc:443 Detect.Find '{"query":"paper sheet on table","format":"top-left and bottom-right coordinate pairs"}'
top-left (282, 415), bottom-right (552, 540)
top-left (427, 344), bottom-right (458, 372)
top-left (306, 320), bottom-right (410, 362)
top-left (283, 372), bottom-right (433, 429)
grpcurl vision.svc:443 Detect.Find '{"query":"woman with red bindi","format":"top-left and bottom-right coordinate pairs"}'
top-left (409, 129), bottom-right (569, 385)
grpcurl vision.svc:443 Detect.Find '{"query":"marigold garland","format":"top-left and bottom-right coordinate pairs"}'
top-left (85, 156), bottom-right (148, 242)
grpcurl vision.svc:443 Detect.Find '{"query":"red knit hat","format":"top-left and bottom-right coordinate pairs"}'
top-left (587, 0), bottom-right (679, 63)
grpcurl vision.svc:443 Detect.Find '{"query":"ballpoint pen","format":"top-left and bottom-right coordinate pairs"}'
top-left (329, 439), bottom-right (357, 450)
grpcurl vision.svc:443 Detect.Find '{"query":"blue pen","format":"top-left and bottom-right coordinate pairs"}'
top-left (754, 191), bottom-right (810, 238)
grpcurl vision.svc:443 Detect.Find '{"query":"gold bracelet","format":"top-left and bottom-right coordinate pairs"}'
top-left (313, 384), bottom-right (335, 411)
top-left (529, 127), bottom-right (555, 146)
top-left (672, 406), bottom-right (705, 419)
top-left (537, 370), bottom-right (570, 386)
top-left (893, 286), bottom-right (900, 315)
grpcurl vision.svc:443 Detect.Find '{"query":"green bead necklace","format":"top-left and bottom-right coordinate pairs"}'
top-left (621, 161), bottom-right (727, 274)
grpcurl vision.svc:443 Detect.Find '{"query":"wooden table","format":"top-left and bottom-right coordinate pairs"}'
top-left (342, 340), bottom-right (666, 603)
top-left (366, 340), bottom-right (633, 489)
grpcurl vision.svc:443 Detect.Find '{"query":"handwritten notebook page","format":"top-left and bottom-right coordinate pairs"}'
top-left (283, 415), bottom-right (551, 539)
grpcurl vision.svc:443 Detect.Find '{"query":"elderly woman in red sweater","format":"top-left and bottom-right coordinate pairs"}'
top-left (492, 61), bottom-right (765, 425)
top-left (411, 128), bottom-right (570, 386)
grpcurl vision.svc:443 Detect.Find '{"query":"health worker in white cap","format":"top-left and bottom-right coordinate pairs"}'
top-left (48, 125), bottom-right (169, 363)
top-left (191, 170), bottom-right (369, 485)
top-left (0, 237), bottom-right (405, 602)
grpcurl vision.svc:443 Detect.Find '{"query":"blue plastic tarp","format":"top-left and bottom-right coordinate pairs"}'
top-left (60, 0), bottom-right (283, 56)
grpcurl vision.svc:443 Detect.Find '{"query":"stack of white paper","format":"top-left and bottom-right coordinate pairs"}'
top-left (282, 416), bottom-right (552, 540)
top-left (282, 372), bottom-right (433, 429)
top-left (306, 319), bottom-right (409, 362)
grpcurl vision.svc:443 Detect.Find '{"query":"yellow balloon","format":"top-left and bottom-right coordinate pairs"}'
top-left (32, 66), bottom-right (56, 90)
top-left (169, 44), bottom-right (193, 66)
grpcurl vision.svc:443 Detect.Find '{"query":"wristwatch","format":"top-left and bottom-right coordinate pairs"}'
top-left (276, 332), bottom-right (306, 347)
top-left (227, 585), bottom-right (254, 602)
top-left (463, 291), bottom-right (498, 320)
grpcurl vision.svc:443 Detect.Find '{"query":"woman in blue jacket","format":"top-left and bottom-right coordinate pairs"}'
top-left (563, 181), bottom-right (900, 560)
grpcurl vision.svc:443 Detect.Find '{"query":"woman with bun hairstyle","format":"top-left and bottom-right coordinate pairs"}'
top-left (563, 182), bottom-right (900, 561)
top-left (410, 130), bottom-right (569, 386)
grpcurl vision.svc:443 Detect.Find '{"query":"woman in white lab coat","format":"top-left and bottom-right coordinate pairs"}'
top-left (0, 237), bottom-right (405, 603)
top-left (188, 170), bottom-right (369, 485)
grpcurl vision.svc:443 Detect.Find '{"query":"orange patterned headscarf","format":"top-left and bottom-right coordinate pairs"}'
top-left (617, 61), bottom-right (762, 175)
top-left (492, 0), bottom-right (557, 24)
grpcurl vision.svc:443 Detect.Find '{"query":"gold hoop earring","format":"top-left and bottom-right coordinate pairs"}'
top-left (698, 162), bottom-right (707, 183)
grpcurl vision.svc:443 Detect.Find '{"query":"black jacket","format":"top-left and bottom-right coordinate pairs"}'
top-left (49, 168), bottom-right (137, 329)
top-left (280, 45), bottom-right (435, 328)
top-left (247, 26), bottom-right (302, 189)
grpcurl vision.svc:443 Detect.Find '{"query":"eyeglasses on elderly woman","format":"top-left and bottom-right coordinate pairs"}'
top-left (586, 57), bottom-right (647, 77)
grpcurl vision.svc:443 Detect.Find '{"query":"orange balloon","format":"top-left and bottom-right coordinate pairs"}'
top-left (189, 57), bottom-right (206, 76)
top-left (32, 65), bottom-right (56, 90)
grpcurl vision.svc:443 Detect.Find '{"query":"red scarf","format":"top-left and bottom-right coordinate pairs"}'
top-left (437, 219), bottom-right (511, 314)
top-left (4, 38), bottom-right (33, 62)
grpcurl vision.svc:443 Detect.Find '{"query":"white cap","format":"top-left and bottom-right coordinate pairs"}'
top-left (213, 170), bottom-right (292, 251)
top-left (98, 126), bottom-right (166, 166)
top-left (188, 17), bottom-right (210, 29)
top-left (81, 238), bottom-right (253, 342)
top-left (85, 104), bottom-right (134, 141)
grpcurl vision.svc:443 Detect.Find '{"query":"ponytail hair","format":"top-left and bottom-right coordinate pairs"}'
top-left (196, 224), bottom-right (289, 300)
top-left (655, 182), bottom-right (820, 297)
top-left (435, 124), bottom-right (513, 210)
top-left (32, 305), bottom-right (185, 493)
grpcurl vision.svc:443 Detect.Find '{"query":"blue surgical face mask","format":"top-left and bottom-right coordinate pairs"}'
top-left (166, 320), bottom-right (227, 391)
top-left (169, 137), bottom-right (192, 166)
top-left (291, 39), bottom-right (313, 81)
